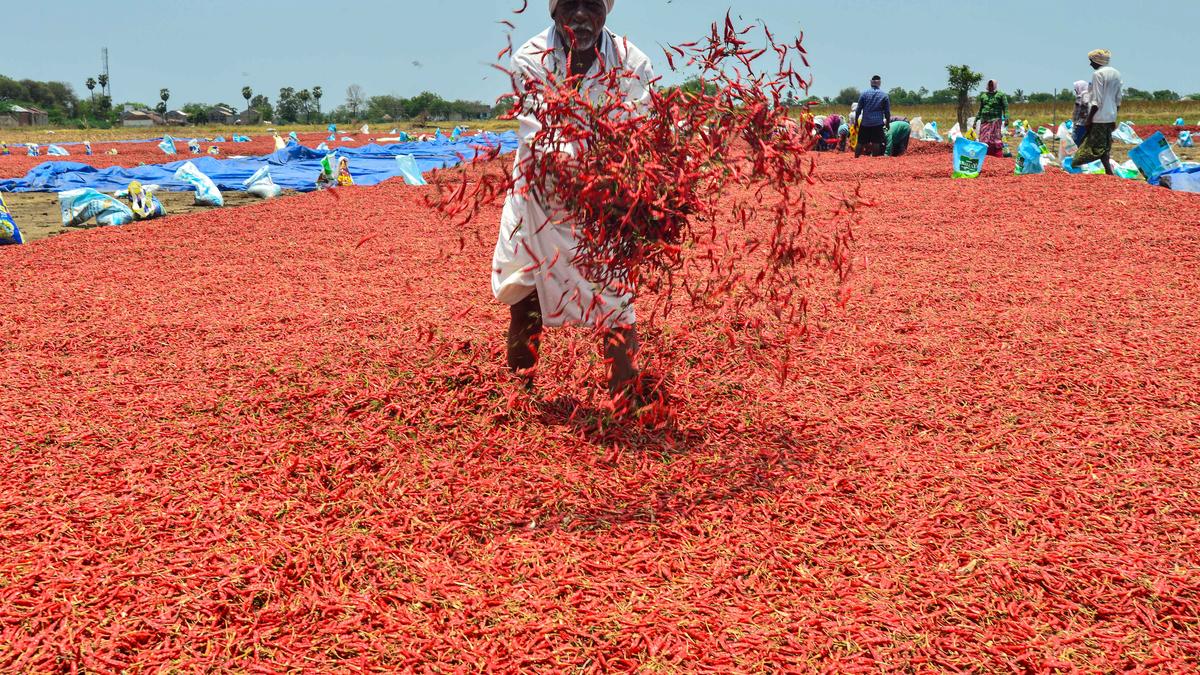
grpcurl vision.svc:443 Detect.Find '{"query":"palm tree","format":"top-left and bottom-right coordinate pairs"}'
top-left (296, 89), bottom-right (312, 123)
top-left (312, 86), bottom-right (323, 120)
top-left (159, 88), bottom-right (171, 121)
top-left (97, 73), bottom-right (108, 96)
top-left (85, 77), bottom-right (96, 105)
top-left (242, 86), bottom-right (253, 112)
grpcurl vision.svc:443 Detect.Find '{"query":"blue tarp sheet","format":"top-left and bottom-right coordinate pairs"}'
top-left (0, 132), bottom-right (518, 194)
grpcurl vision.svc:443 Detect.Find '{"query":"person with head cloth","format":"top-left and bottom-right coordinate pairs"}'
top-left (977, 79), bottom-right (1009, 157)
top-left (1071, 80), bottom-right (1090, 147)
top-left (491, 0), bottom-right (658, 409)
top-left (1073, 49), bottom-right (1123, 175)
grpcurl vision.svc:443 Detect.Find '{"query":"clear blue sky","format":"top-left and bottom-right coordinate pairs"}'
top-left (5, 0), bottom-right (1199, 109)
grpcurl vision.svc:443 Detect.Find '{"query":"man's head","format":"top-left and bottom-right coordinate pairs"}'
top-left (550, 0), bottom-right (614, 52)
top-left (1088, 49), bottom-right (1111, 70)
top-left (870, 75), bottom-right (882, 89)
top-left (987, 79), bottom-right (997, 93)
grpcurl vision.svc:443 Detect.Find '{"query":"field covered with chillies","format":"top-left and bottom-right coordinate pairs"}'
top-left (2, 146), bottom-right (1198, 671)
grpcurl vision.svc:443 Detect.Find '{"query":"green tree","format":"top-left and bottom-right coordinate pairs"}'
top-left (157, 88), bottom-right (170, 118)
top-left (249, 94), bottom-right (273, 122)
top-left (181, 102), bottom-right (208, 125)
top-left (1012, 88), bottom-right (1024, 103)
top-left (1152, 89), bottom-right (1180, 101)
top-left (85, 77), bottom-right (97, 106)
top-left (946, 64), bottom-right (983, 129)
top-left (97, 73), bottom-right (108, 96)
top-left (296, 89), bottom-right (313, 123)
top-left (242, 86), bottom-right (253, 112)
top-left (276, 87), bottom-right (298, 123)
top-left (312, 86), bottom-right (323, 120)
top-left (835, 87), bottom-right (860, 105)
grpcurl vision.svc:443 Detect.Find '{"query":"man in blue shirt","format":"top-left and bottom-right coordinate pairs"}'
top-left (854, 75), bottom-right (891, 158)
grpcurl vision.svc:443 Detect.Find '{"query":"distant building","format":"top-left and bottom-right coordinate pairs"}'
top-left (0, 104), bottom-right (49, 127)
top-left (120, 109), bottom-right (164, 127)
top-left (207, 104), bottom-right (239, 124)
top-left (165, 110), bottom-right (189, 125)
top-left (236, 108), bottom-right (261, 125)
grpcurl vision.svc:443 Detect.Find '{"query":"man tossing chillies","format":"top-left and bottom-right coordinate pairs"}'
top-left (491, 0), bottom-right (659, 412)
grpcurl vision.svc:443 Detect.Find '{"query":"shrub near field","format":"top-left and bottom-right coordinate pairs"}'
top-left (0, 120), bottom-right (520, 145)
top-left (886, 100), bottom-right (1200, 127)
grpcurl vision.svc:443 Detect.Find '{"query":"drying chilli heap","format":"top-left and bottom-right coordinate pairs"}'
top-left (432, 12), bottom-right (861, 382)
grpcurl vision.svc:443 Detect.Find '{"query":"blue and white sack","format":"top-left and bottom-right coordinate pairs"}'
top-left (243, 165), bottom-right (283, 199)
top-left (0, 192), bottom-right (23, 246)
top-left (1111, 122), bottom-right (1141, 145)
top-left (1062, 157), bottom-right (1105, 174)
top-left (174, 161), bottom-right (224, 206)
top-left (1014, 131), bottom-right (1045, 175)
top-left (46, 144), bottom-right (69, 156)
top-left (1128, 132), bottom-right (1182, 185)
top-left (1179, 131), bottom-right (1194, 148)
top-left (59, 188), bottom-right (135, 227)
top-left (952, 137), bottom-right (988, 178)
top-left (158, 135), bottom-right (177, 155)
top-left (395, 155), bottom-right (428, 186)
top-left (26, 143), bottom-right (40, 157)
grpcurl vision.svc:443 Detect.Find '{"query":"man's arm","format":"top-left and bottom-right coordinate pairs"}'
top-left (883, 94), bottom-right (891, 130)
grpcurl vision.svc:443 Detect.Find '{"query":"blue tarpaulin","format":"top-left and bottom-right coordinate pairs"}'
top-left (0, 133), bottom-right (518, 194)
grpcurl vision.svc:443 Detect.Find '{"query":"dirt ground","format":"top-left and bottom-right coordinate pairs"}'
top-left (7, 190), bottom-right (298, 243)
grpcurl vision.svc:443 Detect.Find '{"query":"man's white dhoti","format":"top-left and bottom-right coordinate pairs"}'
top-left (491, 26), bottom-right (654, 328)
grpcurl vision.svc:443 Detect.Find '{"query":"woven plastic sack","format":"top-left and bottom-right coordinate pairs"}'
top-left (922, 121), bottom-right (943, 142)
top-left (174, 161), bottom-right (224, 206)
top-left (1112, 122), bottom-right (1141, 145)
top-left (1176, 117), bottom-right (1185, 126)
top-left (395, 155), bottom-right (428, 186)
top-left (1179, 131), bottom-right (1194, 148)
top-left (1129, 132), bottom-right (1181, 185)
top-left (158, 136), bottom-right (177, 155)
top-left (59, 188), bottom-right (134, 227)
top-left (188, 139), bottom-right (201, 154)
top-left (1113, 160), bottom-right (1141, 180)
top-left (1014, 132), bottom-right (1045, 175)
top-left (46, 144), bottom-right (69, 156)
top-left (243, 166), bottom-right (283, 199)
top-left (125, 181), bottom-right (165, 220)
top-left (1160, 168), bottom-right (1200, 193)
top-left (952, 137), bottom-right (988, 178)
top-left (1062, 157), bottom-right (1105, 174)
top-left (0, 192), bottom-right (23, 245)
top-left (26, 144), bottom-right (40, 157)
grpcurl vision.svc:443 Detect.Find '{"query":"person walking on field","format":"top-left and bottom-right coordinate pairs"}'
top-left (492, 0), bottom-right (659, 411)
top-left (977, 80), bottom-right (1009, 157)
top-left (854, 76), bottom-right (891, 158)
top-left (1073, 49), bottom-right (1123, 175)
top-left (1071, 80), bottom-right (1090, 147)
